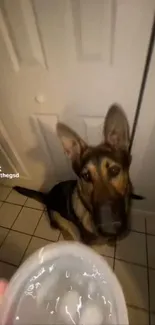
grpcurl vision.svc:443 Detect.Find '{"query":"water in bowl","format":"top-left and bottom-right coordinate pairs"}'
top-left (10, 255), bottom-right (117, 325)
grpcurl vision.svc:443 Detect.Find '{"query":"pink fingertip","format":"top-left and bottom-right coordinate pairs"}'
top-left (0, 280), bottom-right (8, 295)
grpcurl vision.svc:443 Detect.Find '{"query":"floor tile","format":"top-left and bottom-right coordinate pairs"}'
top-left (23, 237), bottom-right (51, 261)
top-left (34, 212), bottom-right (60, 241)
top-left (115, 260), bottom-right (148, 310)
top-left (0, 227), bottom-right (9, 246)
top-left (0, 186), bottom-right (11, 201)
top-left (146, 214), bottom-right (155, 235)
top-left (12, 207), bottom-right (42, 235)
top-left (0, 203), bottom-right (21, 228)
top-left (147, 235), bottom-right (155, 268)
top-left (0, 202), bottom-right (2, 208)
top-left (92, 241), bottom-right (115, 258)
top-left (103, 256), bottom-right (114, 270)
top-left (0, 261), bottom-right (17, 280)
top-left (6, 190), bottom-right (27, 205)
top-left (130, 210), bottom-right (145, 233)
top-left (0, 230), bottom-right (31, 265)
top-left (116, 232), bottom-right (147, 266)
top-left (149, 269), bottom-right (155, 312)
top-left (58, 232), bottom-right (65, 241)
top-left (128, 307), bottom-right (149, 325)
top-left (58, 233), bottom-right (114, 268)
top-left (25, 198), bottom-right (44, 210)
top-left (151, 313), bottom-right (155, 325)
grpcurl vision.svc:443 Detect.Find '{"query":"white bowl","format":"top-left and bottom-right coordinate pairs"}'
top-left (0, 242), bottom-right (128, 325)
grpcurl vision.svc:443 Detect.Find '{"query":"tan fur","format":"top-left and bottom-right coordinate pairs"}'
top-left (60, 190), bottom-right (116, 253)
top-left (53, 211), bottom-right (81, 241)
top-left (77, 179), bottom-right (93, 213)
top-left (111, 171), bottom-right (128, 195)
top-left (100, 158), bottom-right (119, 178)
top-left (86, 162), bottom-right (99, 180)
top-left (104, 104), bottom-right (129, 150)
top-left (72, 188), bottom-right (96, 234)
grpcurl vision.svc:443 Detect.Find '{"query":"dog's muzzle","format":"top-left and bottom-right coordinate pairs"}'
top-left (94, 198), bottom-right (129, 237)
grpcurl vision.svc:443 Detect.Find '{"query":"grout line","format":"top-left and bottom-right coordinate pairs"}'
top-left (127, 303), bottom-right (149, 313)
top-left (1, 197), bottom-right (155, 235)
top-left (128, 228), bottom-right (146, 235)
top-left (145, 232), bottom-right (155, 238)
top-left (23, 205), bottom-right (44, 211)
top-left (148, 265), bottom-right (155, 271)
top-left (0, 199), bottom-right (44, 211)
top-left (10, 205), bottom-right (26, 230)
top-left (0, 184), bottom-right (12, 189)
top-left (58, 232), bottom-right (62, 241)
top-left (145, 218), bottom-right (151, 325)
top-left (0, 206), bottom-right (27, 267)
top-left (113, 236), bottom-right (117, 270)
top-left (0, 198), bottom-right (28, 265)
top-left (128, 229), bottom-right (145, 235)
top-left (32, 210), bottom-right (44, 236)
top-left (0, 259), bottom-right (17, 268)
top-left (0, 229), bottom-right (9, 250)
top-left (0, 224), bottom-right (153, 270)
top-left (102, 254), bottom-right (114, 260)
top-left (1, 205), bottom-right (24, 246)
top-left (19, 235), bottom-right (33, 266)
top-left (0, 190), bottom-right (154, 275)
top-left (113, 256), bottom-right (147, 269)
top-left (3, 187), bottom-right (12, 201)
top-left (1, 201), bottom-right (152, 232)
top-left (19, 210), bottom-right (45, 265)
top-left (0, 202), bottom-right (4, 209)
top-left (0, 225), bottom-right (59, 244)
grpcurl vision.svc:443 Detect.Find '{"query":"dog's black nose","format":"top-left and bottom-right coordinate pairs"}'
top-left (95, 203), bottom-right (122, 236)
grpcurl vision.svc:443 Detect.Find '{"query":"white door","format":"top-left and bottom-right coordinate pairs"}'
top-left (0, 0), bottom-right (154, 190)
top-left (130, 36), bottom-right (155, 213)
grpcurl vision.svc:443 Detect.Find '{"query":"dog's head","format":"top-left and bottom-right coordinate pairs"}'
top-left (57, 105), bottom-right (132, 237)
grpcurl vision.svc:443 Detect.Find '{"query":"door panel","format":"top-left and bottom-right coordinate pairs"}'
top-left (0, 0), bottom-right (154, 190)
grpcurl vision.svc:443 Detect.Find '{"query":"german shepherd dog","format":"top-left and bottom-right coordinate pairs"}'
top-left (14, 105), bottom-right (143, 245)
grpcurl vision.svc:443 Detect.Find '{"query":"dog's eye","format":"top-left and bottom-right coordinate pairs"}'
top-left (81, 171), bottom-right (91, 182)
top-left (108, 165), bottom-right (120, 178)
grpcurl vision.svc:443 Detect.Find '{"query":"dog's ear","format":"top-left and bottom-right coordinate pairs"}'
top-left (103, 104), bottom-right (130, 150)
top-left (57, 123), bottom-right (87, 162)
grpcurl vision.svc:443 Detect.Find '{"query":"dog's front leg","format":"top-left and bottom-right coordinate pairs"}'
top-left (51, 211), bottom-right (81, 241)
top-left (73, 220), bottom-right (98, 245)
top-left (46, 206), bottom-right (97, 244)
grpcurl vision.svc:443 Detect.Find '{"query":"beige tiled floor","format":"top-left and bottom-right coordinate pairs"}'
top-left (0, 203), bottom-right (22, 228)
top-left (6, 190), bottom-right (27, 205)
top-left (128, 307), bottom-right (149, 325)
top-left (115, 260), bottom-right (148, 310)
top-left (146, 214), bottom-right (155, 235)
top-left (34, 211), bottom-right (60, 241)
top-left (149, 269), bottom-right (155, 313)
top-left (151, 313), bottom-right (155, 325)
top-left (24, 197), bottom-right (44, 210)
top-left (147, 235), bottom-right (155, 268)
top-left (130, 210), bottom-right (146, 233)
top-left (12, 207), bottom-right (42, 234)
top-left (116, 231), bottom-right (147, 266)
top-left (0, 184), bottom-right (155, 324)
